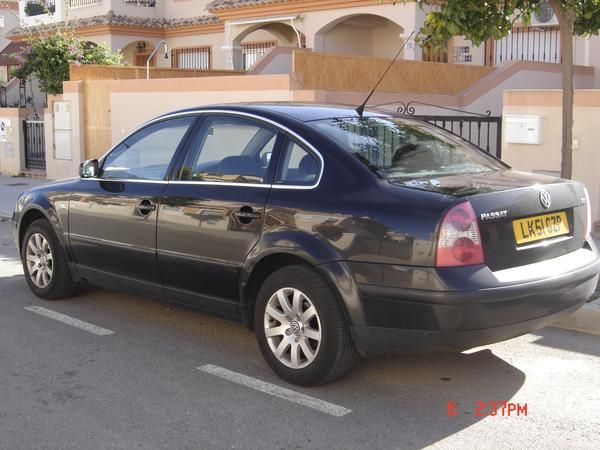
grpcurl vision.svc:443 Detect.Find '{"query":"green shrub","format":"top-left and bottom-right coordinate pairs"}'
top-left (18, 33), bottom-right (123, 94)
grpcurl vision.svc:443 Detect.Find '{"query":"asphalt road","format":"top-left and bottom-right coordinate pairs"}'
top-left (1, 218), bottom-right (599, 450)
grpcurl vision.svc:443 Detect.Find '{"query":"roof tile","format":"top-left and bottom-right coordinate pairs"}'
top-left (207, 0), bottom-right (296, 11)
top-left (7, 11), bottom-right (222, 38)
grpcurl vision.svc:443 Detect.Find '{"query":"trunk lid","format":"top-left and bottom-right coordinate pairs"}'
top-left (393, 169), bottom-right (588, 271)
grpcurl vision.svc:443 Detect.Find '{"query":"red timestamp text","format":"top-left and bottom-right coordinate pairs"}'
top-left (447, 401), bottom-right (528, 417)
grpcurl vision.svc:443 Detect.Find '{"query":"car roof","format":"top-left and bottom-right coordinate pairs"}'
top-left (162, 103), bottom-right (386, 123)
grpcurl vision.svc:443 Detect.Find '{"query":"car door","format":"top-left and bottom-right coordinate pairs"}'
top-left (69, 115), bottom-right (197, 296)
top-left (157, 114), bottom-right (283, 316)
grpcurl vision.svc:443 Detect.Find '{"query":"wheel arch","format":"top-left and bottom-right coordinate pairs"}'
top-left (17, 205), bottom-right (78, 280)
top-left (18, 207), bottom-right (52, 250)
top-left (240, 249), bottom-right (361, 330)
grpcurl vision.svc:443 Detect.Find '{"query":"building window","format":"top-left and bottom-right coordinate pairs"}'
top-left (171, 47), bottom-right (212, 70)
top-left (242, 41), bottom-right (276, 71)
top-left (0, 66), bottom-right (8, 84)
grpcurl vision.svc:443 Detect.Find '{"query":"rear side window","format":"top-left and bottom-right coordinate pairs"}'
top-left (314, 117), bottom-right (505, 181)
top-left (180, 115), bottom-right (277, 184)
top-left (276, 140), bottom-right (320, 186)
top-left (101, 116), bottom-right (194, 180)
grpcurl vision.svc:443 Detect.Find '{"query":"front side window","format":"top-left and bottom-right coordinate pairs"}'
top-left (180, 116), bottom-right (277, 184)
top-left (276, 140), bottom-right (320, 186)
top-left (102, 117), bottom-right (194, 180)
top-left (314, 117), bottom-right (505, 181)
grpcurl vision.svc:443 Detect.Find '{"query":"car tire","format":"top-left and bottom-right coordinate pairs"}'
top-left (21, 219), bottom-right (78, 300)
top-left (254, 265), bottom-right (356, 386)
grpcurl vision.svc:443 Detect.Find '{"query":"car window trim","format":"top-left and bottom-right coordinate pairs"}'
top-left (274, 136), bottom-right (322, 188)
top-left (98, 115), bottom-right (198, 181)
top-left (84, 110), bottom-right (325, 190)
top-left (175, 114), bottom-right (280, 186)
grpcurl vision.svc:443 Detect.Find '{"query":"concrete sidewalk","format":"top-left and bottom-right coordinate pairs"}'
top-left (0, 175), bottom-right (49, 219)
top-left (554, 298), bottom-right (600, 336)
top-left (0, 174), bottom-right (599, 336)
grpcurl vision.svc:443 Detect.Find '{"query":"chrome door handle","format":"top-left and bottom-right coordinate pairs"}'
top-left (234, 210), bottom-right (262, 220)
top-left (136, 200), bottom-right (156, 216)
top-left (234, 207), bottom-right (261, 223)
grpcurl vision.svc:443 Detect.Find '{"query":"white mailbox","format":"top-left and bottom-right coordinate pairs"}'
top-left (53, 101), bottom-right (72, 160)
top-left (54, 101), bottom-right (71, 131)
top-left (505, 115), bottom-right (543, 145)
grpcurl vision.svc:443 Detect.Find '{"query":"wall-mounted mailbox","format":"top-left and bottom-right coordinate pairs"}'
top-left (53, 101), bottom-right (72, 160)
top-left (54, 101), bottom-right (71, 131)
top-left (505, 115), bottom-right (543, 145)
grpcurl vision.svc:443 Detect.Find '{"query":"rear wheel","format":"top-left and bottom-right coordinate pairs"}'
top-left (254, 265), bottom-right (356, 386)
top-left (21, 219), bottom-right (78, 299)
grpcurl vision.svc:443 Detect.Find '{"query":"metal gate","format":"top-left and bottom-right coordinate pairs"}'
top-left (397, 102), bottom-right (503, 158)
top-left (23, 119), bottom-right (46, 171)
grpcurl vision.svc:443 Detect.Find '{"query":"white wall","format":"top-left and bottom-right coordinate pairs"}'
top-left (466, 68), bottom-right (594, 116)
top-left (0, 7), bottom-right (19, 50)
top-left (452, 36), bottom-right (485, 66)
top-left (45, 89), bottom-right (86, 181)
top-left (322, 23), bottom-right (373, 57)
top-left (502, 90), bottom-right (600, 223)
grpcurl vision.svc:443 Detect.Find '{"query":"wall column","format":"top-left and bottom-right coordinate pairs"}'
top-left (0, 108), bottom-right (33, 176)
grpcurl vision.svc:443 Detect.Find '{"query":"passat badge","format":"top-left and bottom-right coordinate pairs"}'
top-left (539, 190), bottom-right (552, 209)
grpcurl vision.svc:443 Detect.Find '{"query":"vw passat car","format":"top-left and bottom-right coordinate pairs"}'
top-left (13, 104), bottom-right (600, 386)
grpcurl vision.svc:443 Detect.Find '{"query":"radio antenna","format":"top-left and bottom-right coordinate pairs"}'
top-left (356, 30), bottom-right (414, 118)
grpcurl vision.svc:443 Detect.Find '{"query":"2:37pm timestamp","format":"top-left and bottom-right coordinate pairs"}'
top-left (447, 401), bottom-right (528, 417)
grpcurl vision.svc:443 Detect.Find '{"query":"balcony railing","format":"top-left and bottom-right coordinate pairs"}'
top-left (24, 0), bottom-right (56, 16)
top-left (69, 0), bottom-right (102, 7)
top-left (242, 41), bottom-right (276, 71)
top-left (122, 0), bottom-right (156, 6)
top-left (488, 26), bottom-right (561, 66)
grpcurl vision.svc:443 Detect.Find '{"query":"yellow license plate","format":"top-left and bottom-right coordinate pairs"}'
top-left (513, 212), bottom-right (569, 245)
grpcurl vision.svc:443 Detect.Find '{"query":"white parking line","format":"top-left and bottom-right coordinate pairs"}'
top-left (25, 306), bottom-right (115, 336)
top-left (197, 364), bottom-right (352, 417)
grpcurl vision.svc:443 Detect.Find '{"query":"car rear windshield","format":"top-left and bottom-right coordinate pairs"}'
top-left (313, 117), bottom-right (506, 180)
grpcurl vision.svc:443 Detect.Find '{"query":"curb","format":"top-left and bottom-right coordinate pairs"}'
top-left (551, 299), bottom-right (600, 336)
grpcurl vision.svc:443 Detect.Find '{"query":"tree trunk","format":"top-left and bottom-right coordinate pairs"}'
top-left (550, 0), bottom-right (575, 179)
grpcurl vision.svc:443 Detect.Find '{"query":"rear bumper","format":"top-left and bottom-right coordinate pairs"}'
top-left (342, 246), bottom-right (600, 356)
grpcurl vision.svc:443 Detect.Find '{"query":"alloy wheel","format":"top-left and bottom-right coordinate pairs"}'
top-left (264, 287), bottom-right (322, 369)
top-left (25, 233), bottom-right (54, 289)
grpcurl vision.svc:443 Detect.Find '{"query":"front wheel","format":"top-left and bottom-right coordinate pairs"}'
top-left (21, 219), bottom-right (78, 300)
top-left (254, 265), bottom-right (356, 386)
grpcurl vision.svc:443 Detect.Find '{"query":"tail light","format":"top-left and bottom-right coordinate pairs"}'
top-left (584, 187), bottom-right (592, 240)
top-left (436, 201), bottom-right (484, 267)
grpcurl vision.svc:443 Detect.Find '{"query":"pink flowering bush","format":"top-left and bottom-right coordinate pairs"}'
top-left (16, 32), bottom-right (122, 94)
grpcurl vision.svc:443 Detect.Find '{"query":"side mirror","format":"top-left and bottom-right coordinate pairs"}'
top-left (79, 159), bottom-right (99, 178)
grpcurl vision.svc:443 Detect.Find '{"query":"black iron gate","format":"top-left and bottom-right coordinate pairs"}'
top-left (23, 119), bottom-right (46, 171)
top-left (397, 102), bottom-right (503, 158)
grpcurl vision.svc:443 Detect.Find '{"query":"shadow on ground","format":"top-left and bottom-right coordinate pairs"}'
top-left (0, 212), bottom-right (528, 448)
top-left (530, 326), bottom-right (600, 357)
top-left (18, 281), bottom-right (528, 449)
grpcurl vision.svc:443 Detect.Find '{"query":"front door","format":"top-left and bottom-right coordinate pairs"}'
top-left (136, 53), bottom-right (156, 67)
top-left (69, 116), bottom-right (196, 296)
top-left (157, 114), bottom-right (281, 317)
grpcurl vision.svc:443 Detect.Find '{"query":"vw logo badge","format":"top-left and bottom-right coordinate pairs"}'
top-left (539, 189), bottom-right (552, 209)
top-left (290, 321), bottom-right (301, 336)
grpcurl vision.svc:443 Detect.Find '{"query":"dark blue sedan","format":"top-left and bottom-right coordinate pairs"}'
top-left (13, 104), bottom-right (600, 385)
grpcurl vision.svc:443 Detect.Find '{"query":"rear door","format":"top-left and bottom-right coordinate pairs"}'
top-left (69, 116), bottom-right (196, 295)
top-left (157, 114), bottom-right (282, 316)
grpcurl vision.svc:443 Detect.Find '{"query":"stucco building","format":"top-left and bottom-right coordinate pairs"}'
top-left (13, 0), bottom-right (599, 77)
